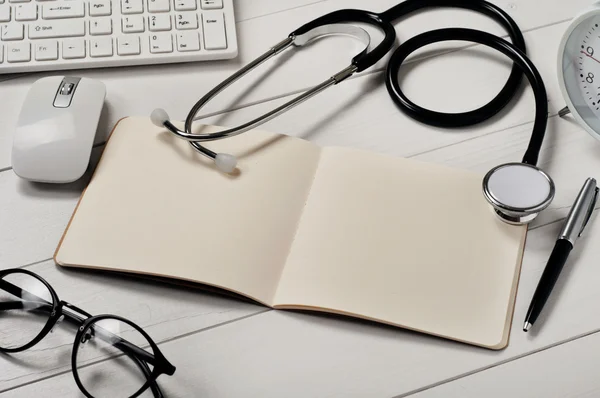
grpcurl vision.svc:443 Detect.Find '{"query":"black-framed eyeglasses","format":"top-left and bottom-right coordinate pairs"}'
top-left (0, 268), bottom-right (176, 398)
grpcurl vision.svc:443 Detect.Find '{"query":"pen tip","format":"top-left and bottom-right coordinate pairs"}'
top-left (523, 322), bottom-right (532, 332)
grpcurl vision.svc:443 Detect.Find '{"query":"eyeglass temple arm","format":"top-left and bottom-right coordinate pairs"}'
top-left (0, 280), bottom-right (175, 376)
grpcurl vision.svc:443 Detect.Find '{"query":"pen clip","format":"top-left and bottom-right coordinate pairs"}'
top-left (579, 186), bottom-right (599, 237)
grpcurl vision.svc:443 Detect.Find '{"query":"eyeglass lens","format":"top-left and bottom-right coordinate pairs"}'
top-left (0, 272), bottom-right (54, 350)
top-left (75, 318), bottom-right (156, 397)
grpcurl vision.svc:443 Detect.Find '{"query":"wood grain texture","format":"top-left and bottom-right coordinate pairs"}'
top-left (2, 0), bottom-right (599, 396)
top-left (4, 209), bottom-right (600, 398)
top-left (408, 332), bottom-right (600, 398)
top-left (3, 209), bottom-right (600, 397)
top-left (0, 0), bottom-right (592, 169)
top-left (0, 260), bottom-right (263, 393)
top-left (0, 21), bottom-right (578, 270)
top-left (0, 149), bottom-right (102, 269)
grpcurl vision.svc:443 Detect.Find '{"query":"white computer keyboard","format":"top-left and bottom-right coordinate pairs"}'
top-left (0, 0), bottom-right (237, 74)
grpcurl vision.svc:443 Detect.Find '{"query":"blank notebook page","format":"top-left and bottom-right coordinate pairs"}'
top-left (273, 146), bottom-right (527, 349)
top-left (55, 117), bottom-right (321, 305)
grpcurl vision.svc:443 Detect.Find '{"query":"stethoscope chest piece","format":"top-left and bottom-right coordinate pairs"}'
top-left (482, 163), bottom-right (555, 225)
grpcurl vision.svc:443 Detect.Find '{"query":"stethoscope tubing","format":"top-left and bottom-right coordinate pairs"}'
top-left (158, 0), bottom-right (546, 170)
top-left (381, 0), bottom-right (526, 129)
top-left (384, 27), bottom-right (547, 166)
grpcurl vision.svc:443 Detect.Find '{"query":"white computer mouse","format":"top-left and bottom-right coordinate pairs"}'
top-left (12, 76), bottom-right (106, 183)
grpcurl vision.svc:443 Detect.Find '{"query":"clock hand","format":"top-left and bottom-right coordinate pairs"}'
top-left (581, 50), bottom-right (600, 64)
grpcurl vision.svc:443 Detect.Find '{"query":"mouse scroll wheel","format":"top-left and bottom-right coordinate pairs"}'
top-left (60, 83), bottom-right (75, 95)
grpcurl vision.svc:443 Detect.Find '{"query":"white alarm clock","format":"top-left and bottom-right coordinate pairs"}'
top-left (558, 2), bottom-right (600, 139)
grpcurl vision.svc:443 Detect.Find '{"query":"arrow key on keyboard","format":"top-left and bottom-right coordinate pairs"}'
top-left (62, 38), bottom-right (85, 59)
top-left (90, 37), bottom-right (113, 57)
top-left (90, 18), bottom-right (112, 35)
top-left (117, 35), bottom-right (140, 55)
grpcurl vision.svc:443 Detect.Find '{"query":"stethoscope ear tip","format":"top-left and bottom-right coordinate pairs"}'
top-left (215, 153), bottom-right (238, 174)
top-left (151, 108), bottom-right (170, 128)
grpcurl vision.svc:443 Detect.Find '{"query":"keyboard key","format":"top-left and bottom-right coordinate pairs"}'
top-left (117, 35), bottom-right (139, 55)
top-left (175, 12), bottom-right (197, 30)
top-left (0, 0), bottom-right (238, 73)
top-left (29, 20), bottom-right (84, 39)
top-left (0, 7), bottom-right (10, 22)
top-left (7, 42), bottom-right (29, 62)
top-left (90, 18), bottom-right (112, 35)
top-left (62, 38), bottom-right (85, 59)
top-left (89, 0), bottom-right (112, 17)
top-left (149, 32), bottom-right (171, 53)
top-left (174, 0), bottom-right (195, 11)
top-left (148, 14), bottom-right (170, 31)
top-left (122, 15), bottom-right (144, 33)
top-left (201, 12), bottom-right (225, 49)
top-left (1, 23), bottom-right (24, 40)
top-left (90, 36), bottom-right (112, 57)
top-left (200, 0), bottom-right (222, 10)
top-left (34, 40), bottom-right (58, 60)
top-left (148, 0), bottom-right (170, 13)
top-left (121, 0), bottom-right (143, 14)
top-left (42, 2), bottom-right (84, 20)
top-left (15, 3), bottom-right (36, 21)
top-left (176, 31), bottom-right (198, 52)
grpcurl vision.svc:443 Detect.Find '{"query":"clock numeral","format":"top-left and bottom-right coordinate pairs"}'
top-left (587, 72), bottom-right (594, 84)
top-left (587, 46), bottom-right (594, 56)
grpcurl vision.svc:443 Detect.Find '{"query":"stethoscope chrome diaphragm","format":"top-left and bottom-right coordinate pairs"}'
top-left (482, 163), bottom-right (555, 224)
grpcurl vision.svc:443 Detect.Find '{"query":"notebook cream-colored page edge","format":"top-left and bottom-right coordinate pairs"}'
top-left (273, 230), bottom-right (526, 350)
top-left (54, 117), bottom-right (322, 306)
top-left (54, 117), bottom-right (127, 266)
top-left (272, 146), bottom-right (527, 349)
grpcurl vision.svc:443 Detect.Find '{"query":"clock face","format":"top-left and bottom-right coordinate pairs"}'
top-left (559, 12), bottom-right (600, 138)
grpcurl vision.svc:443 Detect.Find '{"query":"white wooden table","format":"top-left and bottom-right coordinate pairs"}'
top-left (2, 1), bottom-right (600, 397)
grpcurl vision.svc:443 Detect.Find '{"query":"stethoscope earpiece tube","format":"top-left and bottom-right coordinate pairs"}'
top-left (152, 22), bottom-right (375, 174)
top-left (150, 108), bottom-right (239, 173)
top-left (290, 9), bottom-right (396, 72)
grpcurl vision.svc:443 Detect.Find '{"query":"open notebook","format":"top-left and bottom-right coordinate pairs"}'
top-left (55, 117), bottom-right (527, 349)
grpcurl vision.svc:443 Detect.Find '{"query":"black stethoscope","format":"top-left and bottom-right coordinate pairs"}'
top-left (151, 0), bottom-right (555, 225)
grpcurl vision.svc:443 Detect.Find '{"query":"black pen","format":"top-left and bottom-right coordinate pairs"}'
top-left (523, 178), bottom-right (599, 332)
